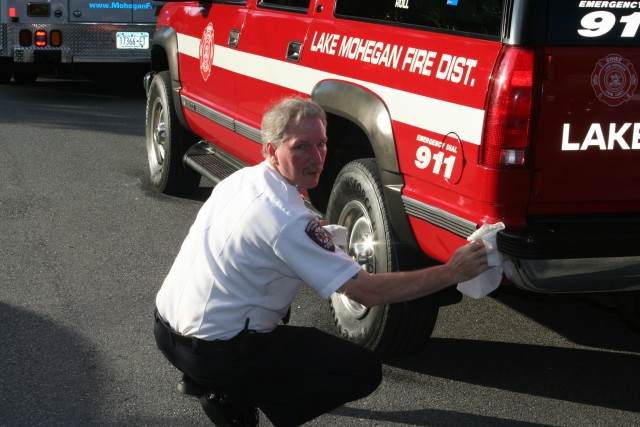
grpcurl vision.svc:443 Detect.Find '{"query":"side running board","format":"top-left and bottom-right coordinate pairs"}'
top-left (183, 140), bottom-right (247, 185)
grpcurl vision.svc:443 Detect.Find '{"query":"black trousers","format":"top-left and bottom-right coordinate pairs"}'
top-left (154, 311), bottom-right (382, 427)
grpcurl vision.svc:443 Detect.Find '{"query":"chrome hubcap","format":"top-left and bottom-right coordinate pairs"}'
top-left (152, 102), bottom-right (166, 166)
top-left (336, 200), bottom-right (376, 319)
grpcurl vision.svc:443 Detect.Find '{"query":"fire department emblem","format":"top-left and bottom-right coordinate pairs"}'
top-left (199, 23), bottom-right (214, 81)
top-left (305, 220), bottom-right (335, 252)
top-left (591, 54), bottom-right (638, 107)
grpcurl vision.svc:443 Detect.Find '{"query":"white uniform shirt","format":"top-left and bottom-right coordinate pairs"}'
top-left (156, 160), bottom-right (361, 340)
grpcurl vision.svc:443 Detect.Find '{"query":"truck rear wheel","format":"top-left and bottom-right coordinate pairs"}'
top-left (13, 72), bottom-right (37, 84)
top-left (326, 159), bottom-right (439, 357)
top-left (615, 291), bottom-right (640, 330)
top-left (145, 71), bottom-right (200, 195)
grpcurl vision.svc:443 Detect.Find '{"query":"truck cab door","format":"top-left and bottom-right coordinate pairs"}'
top-left (232, 0), bottom-right (315, 153)
top-left (176, 2), bottom-right (248, 157)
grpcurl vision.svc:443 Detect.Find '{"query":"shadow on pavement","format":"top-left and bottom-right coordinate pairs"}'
top-left (387, 287), bottom-right (640, 413)
top-left (392, 337), bottom-right (639, 412)
top-left (0, 74), bottom-right (146, 137)
top-left (492, 286), bottom-right (640, 353)
top-left (333, 406), bottom-right (553, 427)
top-left (0, 302), bottom-right (102, 425)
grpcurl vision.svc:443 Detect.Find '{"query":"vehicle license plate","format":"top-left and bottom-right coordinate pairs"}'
top-left (116, 32), bottom-right (149, 49)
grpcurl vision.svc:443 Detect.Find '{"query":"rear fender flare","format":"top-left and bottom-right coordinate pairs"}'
top-left (311, 81), bottom-right (418, 249)
top-left (311, 80), bottom-right (399, 174)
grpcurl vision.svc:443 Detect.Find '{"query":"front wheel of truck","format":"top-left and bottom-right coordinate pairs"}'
top-left (326, 159), bottom-right (439, 357)
top-left (0, 72), bottom-right (11, 84)
top-left (145, 71), bottom-right (200, 195)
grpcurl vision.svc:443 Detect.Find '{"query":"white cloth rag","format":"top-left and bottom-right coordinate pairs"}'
top-left (456, 222), bottom-right (506, 299)
top-left (322, 224), bottom-right (348, 247)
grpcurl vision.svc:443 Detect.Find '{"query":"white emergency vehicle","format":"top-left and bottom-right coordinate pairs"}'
top-left (0, 0), bottom-right (156, 82)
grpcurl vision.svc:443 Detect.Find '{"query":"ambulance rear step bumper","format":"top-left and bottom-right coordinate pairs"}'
top-left (499, 218), bottom-right (640, 294)
top-left (183, 140), bottom-right (246, 186)
top-left (13, 47), bottom-right (71, 63)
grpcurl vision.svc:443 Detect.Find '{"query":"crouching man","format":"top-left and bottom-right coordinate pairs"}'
top-left (154, 96), bottom-right (489, 427)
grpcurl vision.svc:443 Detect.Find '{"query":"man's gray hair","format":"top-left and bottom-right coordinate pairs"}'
top-left (261, 96), bottom-right (327, 157)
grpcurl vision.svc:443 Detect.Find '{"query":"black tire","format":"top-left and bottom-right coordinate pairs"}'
top-left (0, 72), bottom-right (11, 84)
top-left (326, 159), bottom-right (439, 357)
top-left (145, 71), bottom-right (200, 195)
top-left (615, 291), bottom-right (640, 330)
top-left (13, 72), bottom-right (37, 84)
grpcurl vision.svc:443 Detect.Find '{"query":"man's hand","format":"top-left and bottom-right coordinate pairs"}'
top-left (444, 240), bottom-right (490, 284)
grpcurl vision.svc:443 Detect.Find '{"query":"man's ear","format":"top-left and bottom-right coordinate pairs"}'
top-left (266, 142), bottom-right (278, 164)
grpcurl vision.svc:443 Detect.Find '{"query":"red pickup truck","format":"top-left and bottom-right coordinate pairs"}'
top-left (144, 0), bottom-right (640, 355)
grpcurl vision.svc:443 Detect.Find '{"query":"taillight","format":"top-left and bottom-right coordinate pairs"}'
top-left (481, 47), bottom-right (535, 168)
top-left (34, 30), bottom-right (47, 47)
top-left (50, 30), bottom-right (62, 47)
top-left (19, 29), bottom-right (32, 46)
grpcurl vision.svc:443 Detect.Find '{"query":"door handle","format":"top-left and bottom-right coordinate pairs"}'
top-left (286, 41), bottom-right (302, 62)
top-left (228, 29), bottom-right (240, 48)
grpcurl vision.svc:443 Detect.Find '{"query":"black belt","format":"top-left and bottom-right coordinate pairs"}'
top-left (154, 309), bottom-right (234, 351)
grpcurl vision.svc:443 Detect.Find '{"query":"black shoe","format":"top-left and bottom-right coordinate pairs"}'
top-left (199, 391), bottom-right (258, 427)
top-left (177, 374), bottom-right (209, 397)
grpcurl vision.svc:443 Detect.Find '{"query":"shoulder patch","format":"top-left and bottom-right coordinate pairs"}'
top-left (305, 220), bottom-right (335, 252)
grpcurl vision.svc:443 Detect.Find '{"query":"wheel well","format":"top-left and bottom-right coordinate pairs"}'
top-left (149, 40), bottom-right (196, 147)
top-left (151, 45), bottom-right (169, 73)
top-left (308, 113), bottom-right (374, 214)
top-left (309, 110), bottom-right (429, 270)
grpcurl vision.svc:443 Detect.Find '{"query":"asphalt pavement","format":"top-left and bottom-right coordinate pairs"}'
top-left (1, 75), bottom-right (639, 427)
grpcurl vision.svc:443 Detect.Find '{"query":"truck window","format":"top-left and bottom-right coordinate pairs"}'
top-left (334, 0), bottom-right (503, 38)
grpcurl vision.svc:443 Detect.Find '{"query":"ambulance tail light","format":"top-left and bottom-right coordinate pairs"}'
top-left (50, 30), bottom-right (62, 47)
top-left (19, 29), bottom-right (32, 47)
top-left (481, 47), bottom-right (535, 168)
top-left (9, 7), bottom-right (19, 21)
top-left (35, 30), bottom-right (47, 47)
